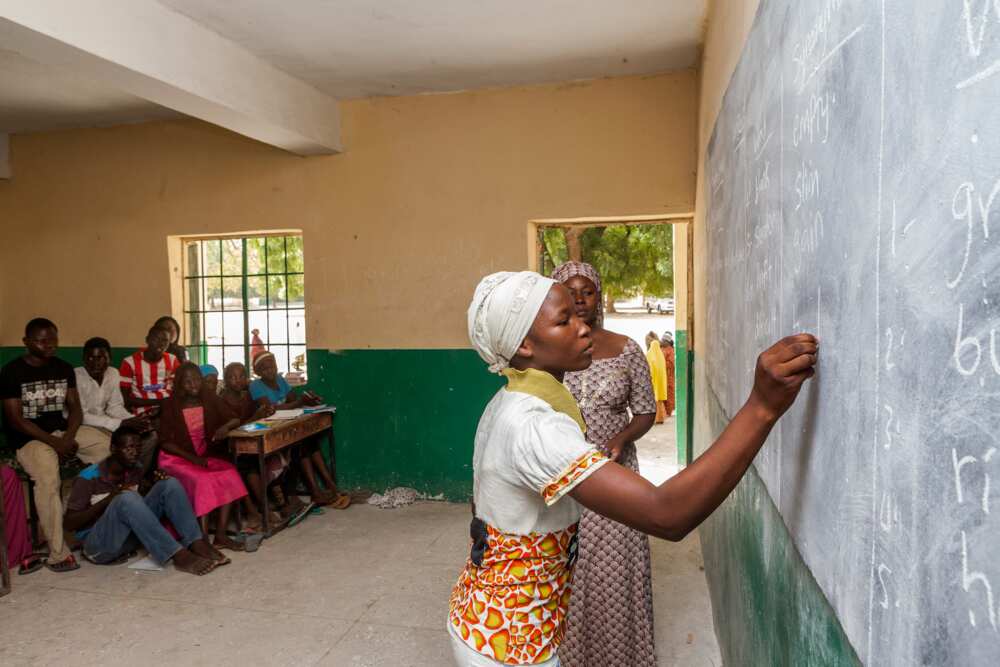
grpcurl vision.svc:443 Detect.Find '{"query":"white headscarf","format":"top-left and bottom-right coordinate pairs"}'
top-left (468, 271), bottom-right (556, 374)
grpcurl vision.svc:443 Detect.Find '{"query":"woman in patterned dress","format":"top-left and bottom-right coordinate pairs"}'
top-left (553, 262), bottom-right (658, 667)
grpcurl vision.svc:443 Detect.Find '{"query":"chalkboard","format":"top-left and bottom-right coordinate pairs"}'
top-left (705, 1), bottom-right (1000, 664)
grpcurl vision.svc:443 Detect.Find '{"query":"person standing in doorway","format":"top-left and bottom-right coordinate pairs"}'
top-left (661, 332), bottom-right (676, 419)
top-left (645, 331), bottom-right (669, 424)
top-left (553, 262), bottom-right (658, 667)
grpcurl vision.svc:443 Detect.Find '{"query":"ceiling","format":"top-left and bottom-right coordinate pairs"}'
top-left (0, 0), bottom-right (707, 134)
top-left (159, 0), bottom-right (707, 99)
top-left (0, 49), bottom-right (178, 133)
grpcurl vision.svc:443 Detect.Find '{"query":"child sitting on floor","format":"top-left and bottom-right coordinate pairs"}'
top-left (249, 351), bottom-right (350, 509)
top-left (157, 363), bottom-right (249, 552)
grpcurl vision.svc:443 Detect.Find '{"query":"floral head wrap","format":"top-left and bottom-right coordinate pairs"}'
top-left (551, 261), bottom-right (603, 327)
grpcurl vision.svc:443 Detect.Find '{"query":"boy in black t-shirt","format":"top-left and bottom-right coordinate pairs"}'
top-left (0, 318), bottom-right (111, 572)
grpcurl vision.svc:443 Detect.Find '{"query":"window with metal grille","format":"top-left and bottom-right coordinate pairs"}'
top-left (181, 235), bottom-right (307, 383)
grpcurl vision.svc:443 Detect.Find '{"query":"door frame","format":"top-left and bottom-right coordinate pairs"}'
top-left (527, 213), bottom-right (695, 465)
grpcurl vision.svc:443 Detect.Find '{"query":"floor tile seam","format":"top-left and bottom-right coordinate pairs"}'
top-left (34, 583), bottom-right (363, 623)
top-left (309, 618), bottom-right (358, 667)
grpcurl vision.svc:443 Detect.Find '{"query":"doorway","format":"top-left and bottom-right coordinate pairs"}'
top-left (528, 214), bottom-right (694, 469)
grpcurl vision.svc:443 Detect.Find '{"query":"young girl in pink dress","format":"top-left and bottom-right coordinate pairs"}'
top-left (158, 363), bottom-right (247, 552)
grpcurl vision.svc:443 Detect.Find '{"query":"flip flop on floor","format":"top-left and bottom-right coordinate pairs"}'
top-left (18, 554), bottom-right (45, 575)
top-left (331, 492), bottom-right (351, 510)
top-left (45, 554), bottom-right (81, 573)
top-left (286, 501), bottom-right (316, 528)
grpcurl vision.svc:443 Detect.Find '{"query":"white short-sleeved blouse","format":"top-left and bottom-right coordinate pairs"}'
top-left (449, 386), bottom-right (609, 665)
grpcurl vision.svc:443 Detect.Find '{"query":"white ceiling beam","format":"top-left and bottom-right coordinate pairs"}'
top-left (0, 0), bottom-right (341, 155)
top-left (0, 134), bottom-right (9, 179)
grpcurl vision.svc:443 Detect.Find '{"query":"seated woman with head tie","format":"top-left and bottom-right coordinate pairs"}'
top-left (448, 271), bottom-right (818, 666)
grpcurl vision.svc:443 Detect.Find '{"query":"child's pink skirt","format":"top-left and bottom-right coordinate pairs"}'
top-left (158, 452), bottom-right (247, 517)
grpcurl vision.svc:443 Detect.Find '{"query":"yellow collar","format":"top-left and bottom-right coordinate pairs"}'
top-left (502, 367), bottom-right (586, 434)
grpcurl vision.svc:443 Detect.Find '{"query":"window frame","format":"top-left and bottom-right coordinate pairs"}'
top-left (177, 232), bottom-right (307, 381)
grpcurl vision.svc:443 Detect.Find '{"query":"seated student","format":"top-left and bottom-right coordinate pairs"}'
top-left (76, 337), bottom-right (157, 468)
top-left (119, 326), bottom-right (182, 418)
top-left (250, 351), bottom-right (350, 509)
top-left (63, 426), bottom-right (225, 574)
top-left (220, 362), bottom-right (273, 423)
top-left (158, 363), bottom-right (249, 551)
top-left (153, 315), bottom-right (188, 362)
top-left (0, 318), bottom-right (111, 573)
top-left (219, 362), bottom-right (296, 529)
top-left (119, 326), bottom-right (181, 472)
top-left (200, 365), bottom-right (220, 393)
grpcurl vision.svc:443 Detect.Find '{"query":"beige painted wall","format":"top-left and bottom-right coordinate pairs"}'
top-left (693, 1), bottom-right (761, 452)
top-left (0, 71), bottom-right (697, 349)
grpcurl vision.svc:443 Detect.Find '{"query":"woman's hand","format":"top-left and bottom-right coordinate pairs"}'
top-left (212, 425), bottom-right (231, 443)
top-left (747, 333), bottom-right (818, 422)
top-left (123, 415), bottom-right (153, 433)
top-left (603, 434), bottom-right (628, 462)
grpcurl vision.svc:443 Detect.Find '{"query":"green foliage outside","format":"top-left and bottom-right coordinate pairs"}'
top-left (189, 236), bottom-right (305, 308)
top-left (538, 224), bottom-right (673, 307)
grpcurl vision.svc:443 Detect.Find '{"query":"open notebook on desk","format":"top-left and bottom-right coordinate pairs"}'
top-left (261, 405), bottom-right (337, 421)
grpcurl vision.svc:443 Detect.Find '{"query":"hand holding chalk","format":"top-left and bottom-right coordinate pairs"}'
top-left (747, 333), bottom-right (818, 422)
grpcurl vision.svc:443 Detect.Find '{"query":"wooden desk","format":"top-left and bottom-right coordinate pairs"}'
top-left (228, 412), bottom-right (335, 535)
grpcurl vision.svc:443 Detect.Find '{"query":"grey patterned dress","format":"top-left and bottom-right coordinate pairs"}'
top-left (560, 338), bottom-right (657, 667)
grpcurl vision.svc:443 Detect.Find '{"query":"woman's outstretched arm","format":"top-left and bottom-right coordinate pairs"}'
top-left (571, 334), bottom-right (818, 541)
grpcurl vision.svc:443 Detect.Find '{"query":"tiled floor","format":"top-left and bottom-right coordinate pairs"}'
top-left (1, 419), bottom-right (720, 666)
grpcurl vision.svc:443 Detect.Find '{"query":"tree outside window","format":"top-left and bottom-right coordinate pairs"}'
top-left (182, 234), bottom-right (307, 383)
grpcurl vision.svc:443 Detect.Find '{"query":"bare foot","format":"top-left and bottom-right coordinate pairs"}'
top-left (172, 548), bottom-right (216, 575)
top-left (189, 538), bottom-right (227, 563)
top-left (281, 495), bottom-right (306, 518)
top-left (213, 535), bottom-right (246, 552)
top-left (312, 489), bottom-right (336, 506)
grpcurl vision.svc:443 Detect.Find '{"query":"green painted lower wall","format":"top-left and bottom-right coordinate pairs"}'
top-left (674, 329), bottom-right (692, 466)
top-left (0, 346), bottom-right (128, 369)
top-left (698, 387), bottom-right (860, 666)
top-left (1, 346), bottom-right (500, 500)
top-left (304, 349), bottom-right (501, 501)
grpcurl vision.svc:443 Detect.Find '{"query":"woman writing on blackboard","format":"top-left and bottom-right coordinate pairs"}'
top-left (448, 271), bottom-right (817, 666)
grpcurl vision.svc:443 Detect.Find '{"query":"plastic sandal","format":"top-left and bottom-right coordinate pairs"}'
top-left (286, 501), bottom-right (316, 528)
top-left (241, 532), bottom-right (265, 552)
top-left (18, 554), bottom-right (44, 575)
top-left (45, 554), bottom-right (81, 573)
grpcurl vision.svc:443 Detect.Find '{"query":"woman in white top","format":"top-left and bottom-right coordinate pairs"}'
top-left (449, 271), bottom-right (818, 666)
